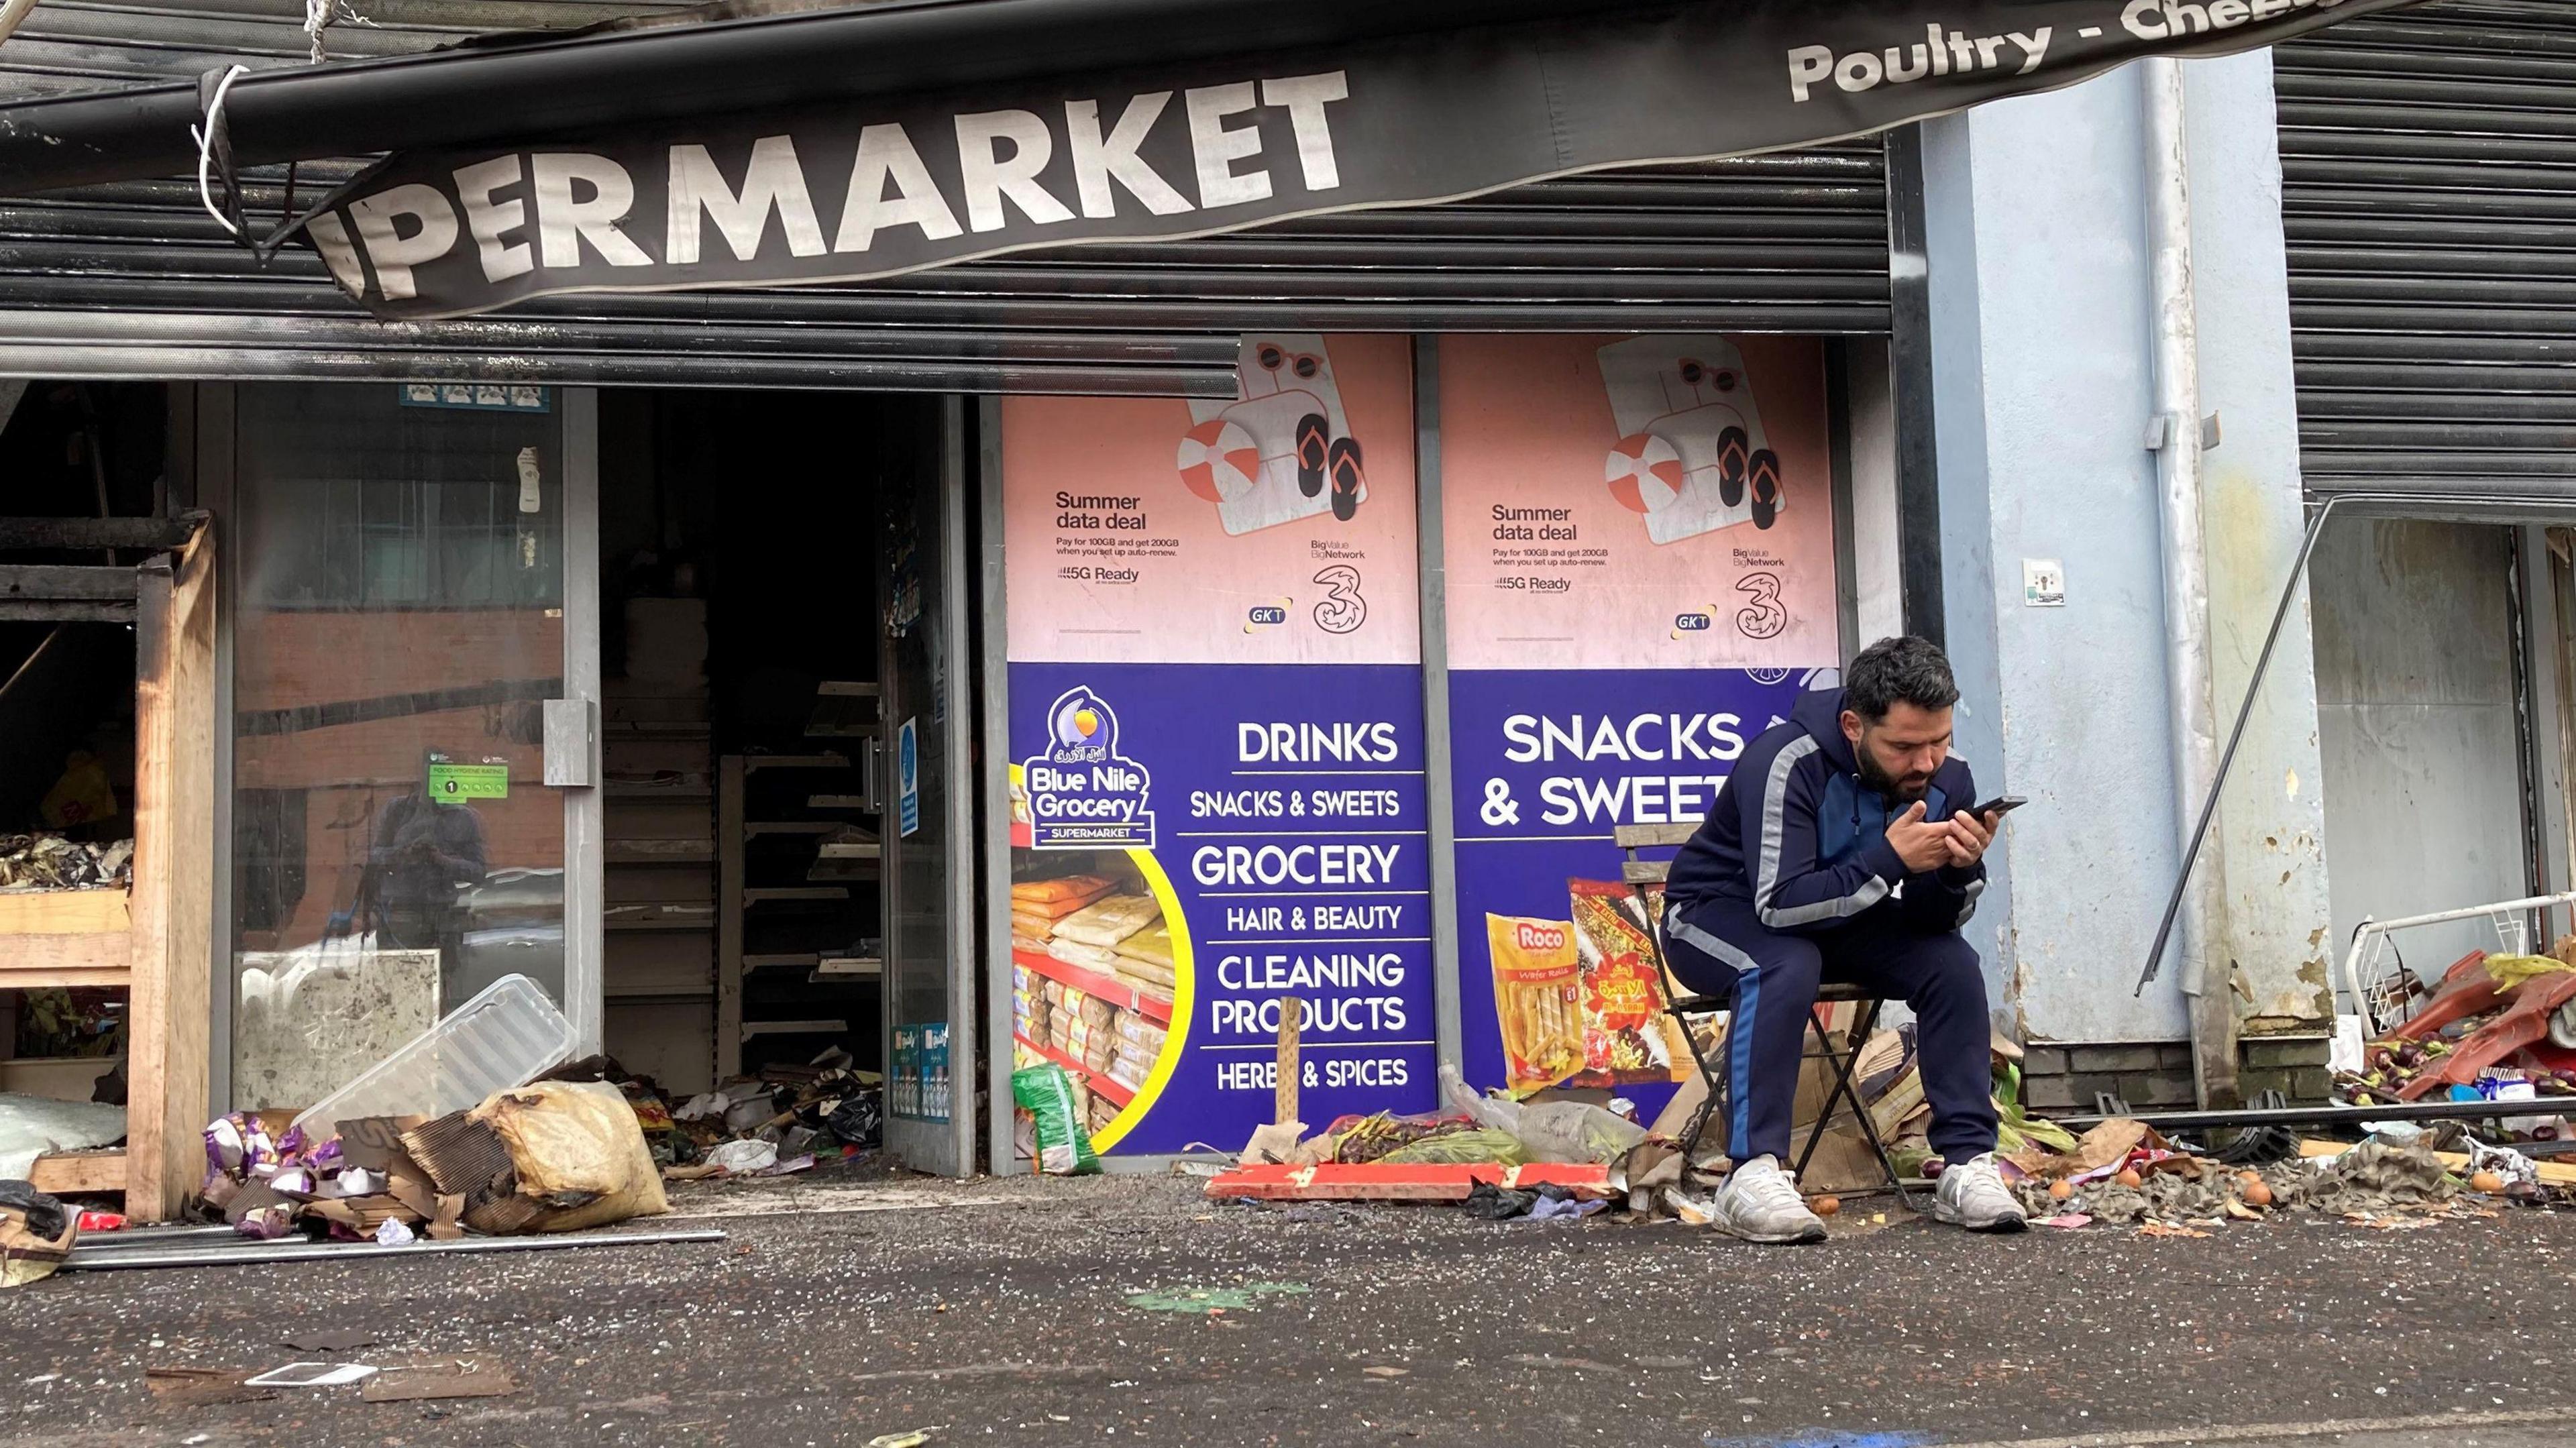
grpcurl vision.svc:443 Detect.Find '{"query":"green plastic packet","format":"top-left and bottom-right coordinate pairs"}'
top-left (1012, 1064), bottom-right (1102, 1175)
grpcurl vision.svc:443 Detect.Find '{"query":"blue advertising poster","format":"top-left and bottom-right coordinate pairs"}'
top-left (1448, 667), bottom-right (1808, 1115)
top-left (1002, 333), bottom-right (1426, 1154)
top-left (1006, 663), bottom-right (1435, 1154)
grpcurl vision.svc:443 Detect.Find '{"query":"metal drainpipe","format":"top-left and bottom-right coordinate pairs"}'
top-left (2141, 56), bottom-right (2237, 1107)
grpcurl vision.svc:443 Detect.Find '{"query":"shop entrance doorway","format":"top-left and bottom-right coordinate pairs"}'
top-left (596, 390), bottom-right (976, 1175)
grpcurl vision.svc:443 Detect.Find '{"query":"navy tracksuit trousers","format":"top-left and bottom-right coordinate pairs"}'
top-left (1662, 892), bottom-right (2000, 1166)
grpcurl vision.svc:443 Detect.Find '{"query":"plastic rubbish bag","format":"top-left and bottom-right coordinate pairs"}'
top-left (826, 1089), bottom-right (884, 1150)
top-left (1379, 1128), bottom-right (1532, 1167)
top-left (1012, 1064), bottom-right (1100, 1176)
top-left (1440, 1065), bottom-right (1646, 1164)
top-left (470, 1080), bottom-right (669, 1231)
top-left (704, 1139), bottom-right (780, 1175)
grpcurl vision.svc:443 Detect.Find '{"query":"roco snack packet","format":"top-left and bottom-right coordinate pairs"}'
top-left (1486, 913), bottom-right (1585, 1094)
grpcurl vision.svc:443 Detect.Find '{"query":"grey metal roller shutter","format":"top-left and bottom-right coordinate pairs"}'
top-left (2277, 0), bottom-right (2576, 505)
top-left (0, 0), bottom-right (1892, 397)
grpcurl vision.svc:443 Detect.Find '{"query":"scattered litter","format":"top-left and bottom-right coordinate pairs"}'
top-left (2463, 1137), bottom-right (2540, 1192)
top-left (361, 1361), bottom-right (519, 1402)
top-left (1662, 1188), bottom-right (1716, 1227)
top-left (374, 1218), bottom-right (416, 1247)
top-left (243, 1361), bottom-right (379, 1388)
top-left (863, 1432), bottom-right (934, 1448)
top-left (2035, 1213), bottom-right (2091, 1229)
top-left (1362, 1366), bottom-right (1409, 1379)
top-left (1442, 1065), bottom-right (1648, 1164)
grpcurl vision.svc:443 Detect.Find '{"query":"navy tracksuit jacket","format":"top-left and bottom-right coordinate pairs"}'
top-left (1660, 686), bottom-right (2000, 1166)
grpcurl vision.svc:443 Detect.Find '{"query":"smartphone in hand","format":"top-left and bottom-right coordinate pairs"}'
top-left (1968, 795), bottom-right (2028, 819)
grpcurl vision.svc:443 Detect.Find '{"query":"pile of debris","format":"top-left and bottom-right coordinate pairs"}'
top-left (1992, 1119), bottom-right (2541, 1233)
top-left (201, 1077), bottom-right (667, 1245)
top-left (0, 833), bottom-right (129, 891)
top-left (659, 1048), bottom-right (883, 1180)
top-left (1194, 1018), bottom-right (2568, 1235)
top-left (2337, 941), bottom-right (2576, 1139)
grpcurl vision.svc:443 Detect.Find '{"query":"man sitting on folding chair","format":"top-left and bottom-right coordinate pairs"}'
top-left (1661, 635), bottom-right (2025, 1243)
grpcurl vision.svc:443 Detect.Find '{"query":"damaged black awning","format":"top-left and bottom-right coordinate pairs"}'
top-left (0, 0), bottom-right (2409, 322)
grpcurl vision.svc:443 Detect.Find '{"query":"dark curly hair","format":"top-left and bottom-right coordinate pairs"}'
top-left (1843, 635), bottom-right (1960, 723)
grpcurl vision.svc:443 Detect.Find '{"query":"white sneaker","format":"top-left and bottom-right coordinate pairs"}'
top-left (1709, 1155), bottom-right (1827, 1244)
top-left (1932, 1152), bottom-right (2029, 1233)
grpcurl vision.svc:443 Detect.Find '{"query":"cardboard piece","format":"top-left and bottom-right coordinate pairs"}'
top-left (337, 1115), bottom-right (431, 1179)
top-left (384, 1173), bottom-right (439, 1221)
top-left (1239, 1121), bottom-right (1306, 1166)
top-left (220, 1178), bottom-right (290, 1227)
top-left (427, 1194), bottom-right (468, 1241)
top-left (362, 1362), bottom-right (520, 1403)
top-left (145, 1368), bottom-right (276, 1406)
top-left (305, 1196), bottom-right (412, 1234)
top-left (0, 1193), bottom-right (76, 1288)
top-left (1789, 1001), bottom-right (1860, 1130)
top-left (1648, 1070), bottom-right (1710, 1143)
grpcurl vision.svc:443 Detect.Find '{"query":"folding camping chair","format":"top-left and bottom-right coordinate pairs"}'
top-left (1617, 824), bottom-right (1922, 1209)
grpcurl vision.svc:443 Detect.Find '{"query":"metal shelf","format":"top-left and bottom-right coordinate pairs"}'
top-left (743, 885), bottom-right (849, 905)
top-left (741, 1018), bottom-right (848, 1042)
top-left (743, 753), bottom-right (851, 775)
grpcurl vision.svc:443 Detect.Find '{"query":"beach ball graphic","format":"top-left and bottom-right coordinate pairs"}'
top-left (1605, 433), bottom-right (1684, 514)
top-left (1177, 419), bottom-right (1258, 503)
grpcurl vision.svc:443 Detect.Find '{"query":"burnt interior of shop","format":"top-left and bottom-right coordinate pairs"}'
top-left (598, 389), bottom-right (938, 1097)
top-left (0, 382), bottom-right (167, 1105)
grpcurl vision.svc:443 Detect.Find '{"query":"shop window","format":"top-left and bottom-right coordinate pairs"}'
top-left (226, 384), bottom-right (567, 1113)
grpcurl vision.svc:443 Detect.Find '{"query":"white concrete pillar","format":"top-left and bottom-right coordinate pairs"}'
top-left (1915, 55), bottom-right (2331, 1048)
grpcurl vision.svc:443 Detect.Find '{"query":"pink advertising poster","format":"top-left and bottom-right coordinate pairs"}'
top-left (1439, 335), bottom-right (1840, 1110)
top-left (1002, 333), bottom-right (1419, 666)
top-left (1440, 335), bottom-right (1838, 671)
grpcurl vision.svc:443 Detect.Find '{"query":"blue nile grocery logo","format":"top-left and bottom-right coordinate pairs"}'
top-left (1023, 686), bottom-right (1156, 849)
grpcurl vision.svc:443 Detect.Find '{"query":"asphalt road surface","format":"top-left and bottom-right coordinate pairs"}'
top-left (3, 1172), bottom-right (2573, 1447)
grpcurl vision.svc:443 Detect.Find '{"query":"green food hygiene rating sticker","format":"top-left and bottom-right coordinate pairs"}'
top-left (427, 762), bottom-right (509, 800)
